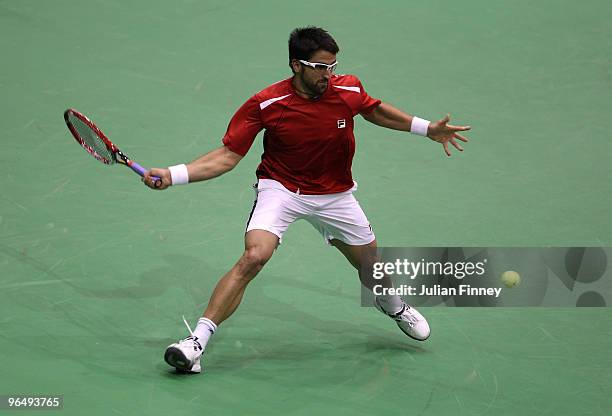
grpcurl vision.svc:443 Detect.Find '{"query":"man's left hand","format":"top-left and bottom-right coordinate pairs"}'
top-left (427, 114), bottom-right (471, 156)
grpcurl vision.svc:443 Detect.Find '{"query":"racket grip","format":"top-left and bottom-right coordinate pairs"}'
top-left (130, 161), bottom-right (162, 188)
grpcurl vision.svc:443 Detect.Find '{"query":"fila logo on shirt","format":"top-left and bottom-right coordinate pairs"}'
top-left (337, 119), bottom-right (346, 129)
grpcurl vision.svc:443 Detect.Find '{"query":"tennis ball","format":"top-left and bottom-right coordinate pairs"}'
top-left (501, 271), bottom-right (521, 288)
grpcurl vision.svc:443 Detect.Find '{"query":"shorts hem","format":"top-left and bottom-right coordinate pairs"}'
top-left (245, 226), bottom-right (284, 243)
top-left (326, 235), bottom-right (376, 246)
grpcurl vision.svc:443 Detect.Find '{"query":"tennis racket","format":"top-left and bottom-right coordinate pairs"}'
top-left (64, 108), bottom-right (161, 187)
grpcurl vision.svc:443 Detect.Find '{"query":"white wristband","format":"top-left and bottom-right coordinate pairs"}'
top-left (169, 164), bottom-right (189, 185)
top-left (410, 116), bottom-right (430, 137)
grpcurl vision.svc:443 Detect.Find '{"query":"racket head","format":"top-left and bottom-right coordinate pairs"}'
top-left (64, 109), bottom-right (116, 164)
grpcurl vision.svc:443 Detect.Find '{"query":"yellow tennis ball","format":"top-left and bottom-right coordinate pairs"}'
top-left (501, 271), bottom-right (521, 288)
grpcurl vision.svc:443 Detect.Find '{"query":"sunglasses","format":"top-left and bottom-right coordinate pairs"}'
top-left (298, 59), bottom-right (338, 72)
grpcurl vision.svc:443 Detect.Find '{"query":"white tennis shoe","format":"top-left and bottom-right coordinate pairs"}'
top-left (375, 298), bottom-right (431, 341)
top-left (164, 317), bottom-right (204, 373)
top-left (164, 336), bottom-right (203, 373)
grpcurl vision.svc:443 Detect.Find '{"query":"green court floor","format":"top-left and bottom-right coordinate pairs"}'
top-left (1, 0), bottom-right (611, 415)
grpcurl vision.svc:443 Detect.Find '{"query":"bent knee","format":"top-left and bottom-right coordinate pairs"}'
top-left (239, 246), bottom-right (273, 273)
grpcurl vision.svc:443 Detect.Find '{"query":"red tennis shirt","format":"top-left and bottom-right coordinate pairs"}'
top-left (222, 74), bottom-right (381, 194)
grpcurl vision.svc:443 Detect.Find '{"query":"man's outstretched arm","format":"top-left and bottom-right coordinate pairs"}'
top-left (142, 145), bottom-right (243, 190)
top-left (361, 102), bottom-right (471, 156)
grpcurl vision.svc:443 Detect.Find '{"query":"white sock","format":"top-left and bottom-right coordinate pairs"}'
top-left (192, 317), bottom-right (217, 349)
top-left (376, 294), bottom-right (404, 314)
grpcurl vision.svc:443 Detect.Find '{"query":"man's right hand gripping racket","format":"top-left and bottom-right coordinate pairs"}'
top-left (63, 108), bottom-right (161, 187)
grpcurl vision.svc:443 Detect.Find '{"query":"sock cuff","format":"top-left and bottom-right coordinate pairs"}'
top-left (198, 317), bottom-right (217, 333)
top-left (376, 294), bottom-right (405, 314)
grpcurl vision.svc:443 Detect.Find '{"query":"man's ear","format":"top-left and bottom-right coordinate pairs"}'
top-left (290, 59), bottom-right (301, 74)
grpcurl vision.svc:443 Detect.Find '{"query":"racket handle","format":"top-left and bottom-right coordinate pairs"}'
top-left (130, 161), bottom-right (162, 188)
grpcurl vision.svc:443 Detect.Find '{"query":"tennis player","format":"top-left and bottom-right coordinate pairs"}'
top-left (144, 27), bottom-right (470, 373)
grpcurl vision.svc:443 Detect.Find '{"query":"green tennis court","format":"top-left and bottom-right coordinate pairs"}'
top-left (1, 0), bottom-right (611, 414)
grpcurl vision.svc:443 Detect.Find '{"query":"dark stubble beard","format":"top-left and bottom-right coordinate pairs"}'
top-left (300, 74), bottom-right (327, 98)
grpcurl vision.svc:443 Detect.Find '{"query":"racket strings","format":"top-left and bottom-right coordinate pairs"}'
top-left (70, 116), bottom-right (114, 164)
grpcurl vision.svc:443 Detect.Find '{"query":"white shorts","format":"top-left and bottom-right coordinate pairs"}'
top-left (246, 179), bottom-right (375, 246)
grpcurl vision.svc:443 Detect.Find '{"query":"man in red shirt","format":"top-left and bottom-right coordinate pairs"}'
top-left (144, 27), bottom-right (470, 374)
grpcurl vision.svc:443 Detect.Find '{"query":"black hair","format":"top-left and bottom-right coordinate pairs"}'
top-left (288, 26), bottom-right (339, 72)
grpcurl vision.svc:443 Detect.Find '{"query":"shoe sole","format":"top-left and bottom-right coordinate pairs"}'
top-left (396, 322), bottom-right (431, 341)
top-left (164, 346), bottom-right (193, 372)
